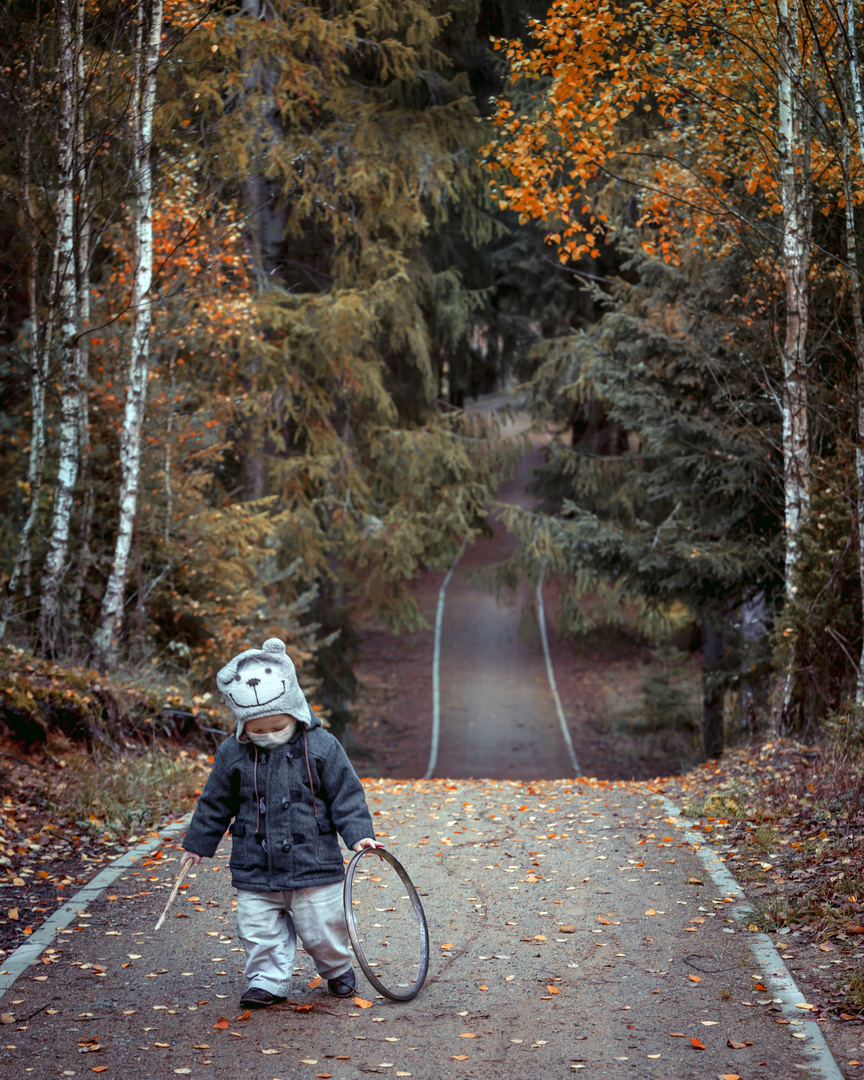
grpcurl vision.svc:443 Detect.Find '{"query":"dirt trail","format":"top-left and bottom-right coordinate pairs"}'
top-left (434, 436), bottom-right (573, 779)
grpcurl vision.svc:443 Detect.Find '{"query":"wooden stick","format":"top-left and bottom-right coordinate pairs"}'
top-left (155, 859), bottom-right (191, 930)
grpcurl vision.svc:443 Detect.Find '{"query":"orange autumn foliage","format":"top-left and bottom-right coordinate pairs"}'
top-left (485, 0), bottom-right (854, 267)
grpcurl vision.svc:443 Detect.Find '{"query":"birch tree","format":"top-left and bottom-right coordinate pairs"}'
top-left (93, 0), bottom-right (164, 668)
top-left (35, 0), bottom-right (84, 652)
top-left (839, 0), bottom-right (864, 706)
top-left (69, 0), bottom-right (94, 634)
top-left (776, 0), bottom-right (813, 603)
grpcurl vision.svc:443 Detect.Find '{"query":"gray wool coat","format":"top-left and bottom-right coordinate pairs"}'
top-left (182, 713), bottom-right (374, 893)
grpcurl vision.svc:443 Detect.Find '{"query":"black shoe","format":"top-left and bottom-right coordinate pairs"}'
top-left (327, 968), bottom-right (356, 997)
top-left (239, 986), bottom-right (286, 1009)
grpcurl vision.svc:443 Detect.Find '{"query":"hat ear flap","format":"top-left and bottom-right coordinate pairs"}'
top-left (216, 656), bottom-right (239, 690)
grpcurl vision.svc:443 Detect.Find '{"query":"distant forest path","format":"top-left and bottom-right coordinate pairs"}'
top-left (353, 400), bottom-right (679, 783)
top-left (431, 404), bottom-right (577, 779)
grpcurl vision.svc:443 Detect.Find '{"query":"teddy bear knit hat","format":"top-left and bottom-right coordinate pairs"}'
top-left (216, 637), bottom-right (314, 738)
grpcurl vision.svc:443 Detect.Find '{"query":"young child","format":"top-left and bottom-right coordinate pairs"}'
top-left (180, 637), bottom-right (382, 1009)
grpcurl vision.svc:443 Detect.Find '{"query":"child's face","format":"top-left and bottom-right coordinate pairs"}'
top-left (244, 713), bottom-right (295, 735)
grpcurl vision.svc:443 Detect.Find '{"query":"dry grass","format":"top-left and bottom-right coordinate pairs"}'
top-left (39, 737), bottom-right (212, 833)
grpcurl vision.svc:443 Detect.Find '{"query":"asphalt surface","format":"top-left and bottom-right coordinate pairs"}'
top-left (0, 778), bottom-right (825, 1079)
top-left (434, 432), bottom-right (576, 781)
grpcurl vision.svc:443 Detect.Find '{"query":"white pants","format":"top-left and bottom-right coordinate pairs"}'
top-left (235, 882), bottom-right (352, 996)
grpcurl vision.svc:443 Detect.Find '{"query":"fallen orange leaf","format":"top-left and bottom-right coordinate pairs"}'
top-left (354, 998), bottom-right (372, 1009)
top-left (459, 1033), bottom-right (477, 1038)
top-left (690, 1037), bottom-right (706, 1050)
top-left (727, 1039), bottom-right (752, 1049)
top-left (308, 977), bottom-right (323, 989)
top-left (598, 917), bottom-right (611, 925)
top-left (479, 985), bottom-right (488, 991)
top-left (688, 974), bottom-right (702, 983)
top-left (669, 1032), bottom-right (685, 1037)
top-left (441, 943), bottom-right (453, 950)
top-left (645, 909), bottom-right (656, 916)
top-left (534, 934), bottom-right (546, 942)
top-left (91, 1069), bottom-right (108, 1074)
top-left (213, 1017), bottom-right (228, 1030)
top-left (451, 1055), bottom-right (469, 1060)
top-left (559, 925), bottom-right (575, 933)
top-left (236, 1009), bottom-right (251, 1021)
top-left (719, 1075), bottom-right (741, 1080)
top-left (546, 986), bottom-right (560, 994)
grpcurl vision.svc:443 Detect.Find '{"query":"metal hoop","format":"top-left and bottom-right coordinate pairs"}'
top-left (343, 847), bottom-right (430, 1003)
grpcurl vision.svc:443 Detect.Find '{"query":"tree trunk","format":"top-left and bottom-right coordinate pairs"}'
top-left (0, 52), bottom-right (50, 642)
top-left (843, 0), bottom-right (864, 708)
top-left (35, 0), bottom-right (83, 653)
top-left (702, 621), bottom-right (725, 758)
top-left (777, 0), bottom-right (812, 597)
top-left (93, 0), bottom-right (164, 668)
top-left (69, 0), bottom-right (94, 638)
top-left (777, 0), bottom-right (812, 720)
top-left (739, 591), bottom-right (768, 733)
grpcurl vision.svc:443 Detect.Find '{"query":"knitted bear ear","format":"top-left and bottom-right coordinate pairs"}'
top-left (261, 637), bottom-right (286, 655)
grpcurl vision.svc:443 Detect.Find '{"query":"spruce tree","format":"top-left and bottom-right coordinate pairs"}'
top-left (503, 248), bottom-right (785, 754)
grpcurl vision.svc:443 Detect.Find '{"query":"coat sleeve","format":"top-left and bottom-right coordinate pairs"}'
top-left (182, 739), bottom-right (241, 858)
top-left (319, 734), bottom-right (375, 850)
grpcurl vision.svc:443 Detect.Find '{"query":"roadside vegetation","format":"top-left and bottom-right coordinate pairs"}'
top-left (668, 731), bottom-right (864, 1016)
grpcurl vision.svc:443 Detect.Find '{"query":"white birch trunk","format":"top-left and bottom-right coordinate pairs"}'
top-left (843, 0), bottom-right (864, 708)
top-left (93, 0), bottom-right (164, 667)
top-left (777, 0), bottom-right (812, 594)
top-left (70, 0), bottom-right (94, 633)
top-left (777, 0), bottom-right (812, 720)
top-left (36, 0), bottom-right (83, 651)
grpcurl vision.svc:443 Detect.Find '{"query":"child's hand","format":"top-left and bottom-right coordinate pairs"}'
top-left (180, 850), bottom-right (201, 870)
top-left (353, 838), bottom-right (385, 852)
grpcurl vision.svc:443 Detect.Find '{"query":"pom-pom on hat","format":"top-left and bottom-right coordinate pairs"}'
top-left (216, 637), bottom-right (314, 739)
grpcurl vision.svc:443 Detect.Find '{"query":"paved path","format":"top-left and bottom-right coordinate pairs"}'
top-left (434, 426), bottom-right (575, 780)
top-left (0, 778), bottom-right (827, 1079)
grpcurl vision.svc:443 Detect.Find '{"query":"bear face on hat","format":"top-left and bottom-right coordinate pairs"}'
top-left (216, 637), bottom-right (312, 737)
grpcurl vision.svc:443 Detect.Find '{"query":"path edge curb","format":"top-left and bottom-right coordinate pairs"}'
top-left (657, 792), bottom-right (846, 1080)
top-left (0, 812), bottom-right (192, 997)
